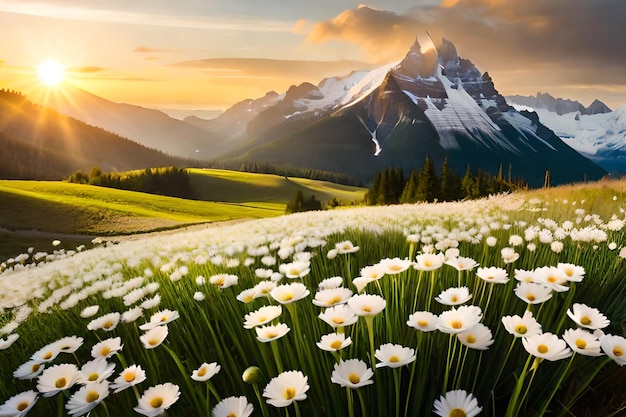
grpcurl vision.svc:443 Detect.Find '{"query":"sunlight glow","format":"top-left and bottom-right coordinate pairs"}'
top-left (37, 60), bottom-right (65, 86)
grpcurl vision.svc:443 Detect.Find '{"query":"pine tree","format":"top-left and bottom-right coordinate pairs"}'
top-left (439, 156), bottom-right (461, 201)
top-left (400, 170), bottom-right (419, 203)
top-left (461, 164), bottom-right (474, 198)
top-left (416, 155), bottom-right (439, 202)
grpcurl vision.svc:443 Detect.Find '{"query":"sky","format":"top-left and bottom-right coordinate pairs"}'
top-left (1, 0), bottom-right (625, 114)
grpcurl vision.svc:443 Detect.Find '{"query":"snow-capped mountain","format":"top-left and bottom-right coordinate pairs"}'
top-left (213, 38), bottom-right (605, 186)
top-left (507, 101), bottom-right (626, 173)
top-left (507, 92), bottom-right (612, 116)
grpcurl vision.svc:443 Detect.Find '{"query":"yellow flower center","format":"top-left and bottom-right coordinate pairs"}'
top-left (389, 265), bottom-right (402, 272)
top-left (227, 413), bottom-right (236, 417)
top-left (327, 296), bottom-right (341, 305)
top-left (423, 260), bottom-right (432, 267)
top-left (417, 320), bottom-right (429, 328)
top-left (17, 402), bottom-right (29, 411)
top-left (88, 372), bottom-right (99, 381)
top-left (160, 316), bottom-right (168, 322)
top-left (265, 332), bottom-right (278, 339)
top-left (100, 346), bottom-right (111, 356)
top-left (86, 391), bottom-right (99, 403)
top-left (547, 275), bottom-right (556, 283)
top-left (198, 367), bottom-right (207, 377)
top-left (215, 278), bottom-right (224, 286)
top-left (613, 347), bottom-right (624, 357)
top-left (332, 317), bottom-right (345, 325)
top-left (466, 335), bottom-right (476, 344)
top-left (526, 294), bottom-right (536, 302)
top-left (330, 340), bottom-right (343, 349)
top-left (580, 316), bottom-right (591, 326)
top-left (450, 296), bottom-right (458, 303)
top-left (31, 364), bottom-right (41, 373)
top-left (150, 397), bottom-right (163, 408)
top-left (348, 373), bottom-right (361, 384)
top-left (243, 295), bottom-right (254, 302)
top-left (61, 345), bottom-right (71, 350)
top-left (55, 377), bottom-right (67, 388)
top-left (281, 293), bottom-right (294, 301)
top-left (284, 387), bottom-right (296, 400)
top-left (389, 355), bottom-right (400, 362)
top-left (148, 339), bottom-right (159, 346)
top-left (451, 320), bottom-right (463, 329)
top-left (575, 339), bottom-right (587, 349)
top-left (43, 351), bottom-right (53, 360)
top-left (486, 275), bottom-right (494, 280)
top-left (515, 325), bottom-right (528, 335)
top-left (537, 344), bottom-right (549, 354)
top-left (363, 306), bottom-right (372, 313)
top-left (124, 371), bottom-right (136, 382)
top-left (103, 320), bottom-right (113, 329)
top-left (449, 408), bottom-right (467, 417)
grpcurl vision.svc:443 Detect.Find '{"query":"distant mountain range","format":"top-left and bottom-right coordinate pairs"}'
top-left (0, 89), bottom-right (187, 180)
top-left (507, 94), bottom-right (626, 173)
top-left (18, 38), bottom-right (620, 187)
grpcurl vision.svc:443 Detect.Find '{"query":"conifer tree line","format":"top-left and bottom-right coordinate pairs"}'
top-left (366, 156), bottom-right (522, 205)
top-left (285, 190), bottom-right (322, 214)
top-left (67, 166), bottom-right (193, 199)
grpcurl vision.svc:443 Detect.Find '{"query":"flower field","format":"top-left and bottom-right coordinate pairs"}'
top-left (0, 188), bottom-right (625, 416)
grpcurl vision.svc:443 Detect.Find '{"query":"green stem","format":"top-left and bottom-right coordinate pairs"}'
top-left (442, 334), bottom-right (456, 392)
top-left (427, 270), bottom-right (437, 311)
top-left (346, 387), bottom-right (354, 417)
top-left (253, 383), bottom-right (270, 417)
top-left (483, 283), bottom-right (494, 318)
top-left (57, 392), bottom-right (63, 417)
top-left (393, 367), bottom-right (401, 416)
top-left (356, 387), bottom-right (367, 417)
top-left (293, 400), bottom-right (302, 417)
top-left (271, 341), bottom-right (284, 373)
top-left (537, 354), bottom-right (576, 416)
top-left (364, 316), bottom-right (376, 370)
top-left (557, 356), bottom-right (612, 417)
top-left (504, 354), bottom-right (534, 417)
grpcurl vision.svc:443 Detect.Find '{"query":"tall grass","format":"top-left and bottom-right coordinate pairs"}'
top-left (0, 189), bottom-right (625, 416)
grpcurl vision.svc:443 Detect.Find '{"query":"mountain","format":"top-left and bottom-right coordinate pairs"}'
top-left (506, 92), bottom-right (612, 116)
top-left (507, 100), bottom-right (626, 173)
top-left (39, 84), bottom-right (222, 160)
top-left (0, 89), bottom-right (185, 180)
top-left (214, 38), bottom-right (605, 187)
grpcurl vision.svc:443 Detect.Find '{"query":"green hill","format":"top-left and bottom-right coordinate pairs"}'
top-left (0, 171), bottom-right (367, 260)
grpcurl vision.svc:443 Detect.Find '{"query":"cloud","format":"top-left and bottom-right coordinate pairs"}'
top-left (70, 66), bottom-right (107, 73)
top-left (298, 1), bottom-right (626, 81)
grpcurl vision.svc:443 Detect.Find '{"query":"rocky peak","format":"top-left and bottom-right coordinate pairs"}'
top-left (394, 37), bottom-right (438, 79)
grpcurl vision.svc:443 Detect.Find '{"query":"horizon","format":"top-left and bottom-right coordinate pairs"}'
top-left (1, 1), bottom-right (625, 113)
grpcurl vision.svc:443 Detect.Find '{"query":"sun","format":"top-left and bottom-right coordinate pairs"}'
top-left (37, 59), bottom-right (65, 86)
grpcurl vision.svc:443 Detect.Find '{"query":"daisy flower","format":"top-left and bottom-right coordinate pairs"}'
top-left (476, 267), bottom-right (509, 284)
top-left (0, 390), bottom-right (38, 417)
top-left (13, 360), bottom-right (45, 380)
top-left (444, 256), bottom-right (479, 272)
top-left (557, 263), bottom-right (585, 282)
top-left (318, 276), bottom-right (344, 290)
top-left (407, 311), bottom-right (439, 332)
top-left (534, 266), bottom-right (569, 292)
top-left (501, 311), bottom-right (542, 338)
top-left (91, 337), bottom-right (123, 359)
top-left (335, 240), bottom-right (359, 254)
top-left (378, 257), bottom-right (413, 274)
top-left (0, 333), bottom-right (19, 350)
top-left (457, 323), bottom-right (494, 350)
top-left (352, 277), bottom-right (374, 293)
top-left (514, 269), bottom-right (536, 283)
top-left (237, 288), bottom-right (257, 304)
top-left (243, 305), bottom-right (283, 329)
top-left (599, 334), bottom-right (626, 366)
top-left (140, 326), bottom-right (169, 349)
top-left (312, 287), bottom-right (353, 307)
top-left (438, 305), bottom-right (483, 334)
top-left (65, 381), bottom-right (109, 416)
top-left (330, 359), bottom-right (374, 389)
top-left (414, 253), bottom-right (445, 271)
top-left (263, 370), bottom-right (309, 408)
top-left (55, 336), bottom-right (84, 354)
top-left (566, 303), bottom-right (610, 330)
top-left (140, 294), bottom-right (161, 310)
top-left (562, 328), bottom-right (602, 356)
top-left (522, 333), bottom-right (572, 361)
top-left (139, 309), bottom-right (180, 331)
top-left (87, 312), bottom-right (121, 332)
top-left (347, 293), bottom-right (386, 316)
top-left (270, 283), bottom-right (310, 304)
top-left (255, 323), bottom-right (290, 343)
top-left (500, 247), bottom-right (519, 264)
top-left (191, 362), bottom-right (221, 382)
top-left (134, 383), bottom-right (181, 417)
top-left (212, 396), bottom-right (254, 417)
top-left (514, 282), bottom-right (553, 304)
top-left (80, 305), bottom-right (99, 318)
top-left (433, 389), bottom-right (482, 417)
top-left (358, 265), bottom-right (385, 281)
top-left (37, 363), bottom-right (79, 397)
top-left (209, 274), bottom-right (239, 289)
top-left (122, 307), bottom-right (144, 323)
top-left (111, 365), bottom-right (147, 393)
top-left (316, 333), bottom-right (352, 352)
top-left (279, 261), bottom-right (311, 279)
top-left (318, 305), bottom-right (358, 328)
top-left (375, 343), bottom-right (416, 368)
top-left (31, 340), bottom-right (63, 363)
top-left (435, 287), bottom-right (472, 306)
top-left (77, 357), bottom-right (116, 384)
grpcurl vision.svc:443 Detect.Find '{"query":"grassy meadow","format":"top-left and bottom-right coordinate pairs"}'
top-left (0, 170), bottom-right (367, 260)
top-left (0, 178), bottom-right (625, 417)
